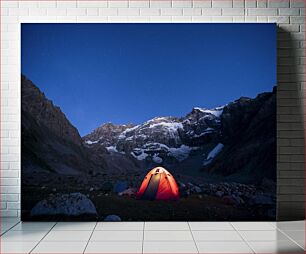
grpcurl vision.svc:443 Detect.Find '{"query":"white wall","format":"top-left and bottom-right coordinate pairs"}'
top-left (1, 0), bottom-right (305, 219)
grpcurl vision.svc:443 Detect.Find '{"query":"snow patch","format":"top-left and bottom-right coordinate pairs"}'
top-left (168, 145), bottom-right (192, 162)
top-left (131, 143), bottom-right (192, 162)
top-left (85, 140), bottom-right (99, 145)
top-left (193, 128), bottom-right (215, 138)
top-left (149, 122), bottom-right (183, 131)
top-left (194, 106), bottom-right (224, 118)
top-left (203, 143), bottom-right (224, 166)
top-left (131, 149), bottom-right (148, 161)
top-left (106, 146), bottom-right (118, 153)
top-left (145, 117), bottom-right (168, 124)
top-left (118, 125), bottom-right (140, 139)
top-left (144, 142), bottom-right (169, 150)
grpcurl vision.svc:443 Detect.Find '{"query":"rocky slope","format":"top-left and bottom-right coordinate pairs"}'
top-left (21, 75), bottom-right (101, 177)
top-left (22, 75), bottom-right (81, 146)
top-left (208, 91), bottom-right (276, 182)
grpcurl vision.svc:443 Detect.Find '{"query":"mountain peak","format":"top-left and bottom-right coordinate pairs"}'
top-left (191, 106), bottom-right (224, 118)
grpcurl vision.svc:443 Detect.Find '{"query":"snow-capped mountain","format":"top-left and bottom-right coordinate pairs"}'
top-left (82, 87), bottom-right (276, 183)
top-left (83, 106), bottom-right (224, 165)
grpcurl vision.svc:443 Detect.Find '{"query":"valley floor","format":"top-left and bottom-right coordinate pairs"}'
top-left (22, 187), bottom-right (275, 221)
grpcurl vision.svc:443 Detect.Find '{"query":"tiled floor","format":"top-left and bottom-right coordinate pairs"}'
top-left (0, 219), bottom-right (304, 253)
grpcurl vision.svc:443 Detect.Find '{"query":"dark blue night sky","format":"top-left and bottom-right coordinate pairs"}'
top-left (21, 23), bottom-right (276, 136)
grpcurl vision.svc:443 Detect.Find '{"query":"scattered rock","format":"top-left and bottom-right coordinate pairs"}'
top-left (187, 183), bottom-right (194, 188)
top-left (30, 192), bottom-right (97, 217)
top-left (118, 188), bottom-right (137, 197)
top-left (178, 182), bottom-right (186, 188)
top-left (104, 215), bottom-right (121, 221)
top-left (193, 186), bottom-right (202, 193)
top-left (215, 191), bottom-right (224, 197)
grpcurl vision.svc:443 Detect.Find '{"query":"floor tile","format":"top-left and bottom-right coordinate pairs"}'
top-left (90, 230), bottom-right (143, 241)
top-left (192, 230), bottom-right (243, 241)
top-left (249, 240), bottom-right (304, 253)
top-left (144, 230), bottom-right (193, 241)
top-left (296, 241), bottom-right (305, 250)
top-left (52, 222), bottom-right (96, 231)
top-left (276, 221), bottom-right (305, 231)
top-left (1, 221), bottom-right (21, 234)
top-left (143, 241), bottom-right (198, 253)
top-left (232, 222), bottom-right (276, 231)
top-left (85, 241), bottom-right (143, 253)
top-left (32, 241), bottom-right (87, 253)
top-left (42, 230), bottom-right (92, 242)
top-left (95, 222), bottom-right (144, 231)
top-left (197, 241), bottom-right (253, 253)
top-left (11, 222), bottom-right (55, 231)
top-left (189, 222), bottom-right (234, 231)
top-left (0, 241), bottom-right (37, 253)
top-left (0, 230), bottom-right (47, 242)
top-left (282, 230), bottom-right (305, 249)
top-left (0, 229), bottom-right (7, 235)
top-left (239, 230), bottom-right (291, 241)
top-left (145, 222), bottom-right (190, 230)
top-left (282, 230), bottom-right (305, 241)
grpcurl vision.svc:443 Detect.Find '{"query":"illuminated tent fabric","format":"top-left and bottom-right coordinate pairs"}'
top-left (136, 167), bottom-right (179, 200)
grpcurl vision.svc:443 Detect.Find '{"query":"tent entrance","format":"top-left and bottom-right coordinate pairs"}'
top-left (141, 173), bottom-right (161, 200)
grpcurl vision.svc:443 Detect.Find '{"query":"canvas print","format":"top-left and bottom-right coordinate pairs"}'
top-left (21, 24), bottom-right (276, 221)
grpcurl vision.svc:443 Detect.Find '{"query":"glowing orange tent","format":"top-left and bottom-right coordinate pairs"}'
top-left (136, 167), bottom-right (179, 200)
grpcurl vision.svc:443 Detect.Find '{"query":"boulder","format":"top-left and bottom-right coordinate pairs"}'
top-left (30, 192), bottom-right (97, 217)
top-left (215, 191), bottom-right (224, 197)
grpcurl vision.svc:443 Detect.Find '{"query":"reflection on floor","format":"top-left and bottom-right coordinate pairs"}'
top-left (0, 218), bottom-right (305, 253)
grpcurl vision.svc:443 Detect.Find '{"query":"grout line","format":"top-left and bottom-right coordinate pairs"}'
top-left (187, 222), bottom-right (200, 254)
top-left (29, 221), bottom-right (57, 254)
top-left (83, 221), bottom-right (97, 254)
top-left (267, 221), bottom-right (277, 229)
top-left (0, 220), bottom-right (20, 236)
top-left (229, 222), bottom-right (256, 254)
top-left (276, 227), bottom-right (305, 251)
top-left (142, 221), bottom-right (145, 254)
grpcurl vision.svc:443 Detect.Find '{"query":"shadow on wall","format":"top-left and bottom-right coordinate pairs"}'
top-left (276, 27), bottom-right (305, 221)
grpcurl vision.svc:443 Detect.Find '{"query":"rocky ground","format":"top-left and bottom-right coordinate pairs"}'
top-left (22, 173), bottom-right (276, 221)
